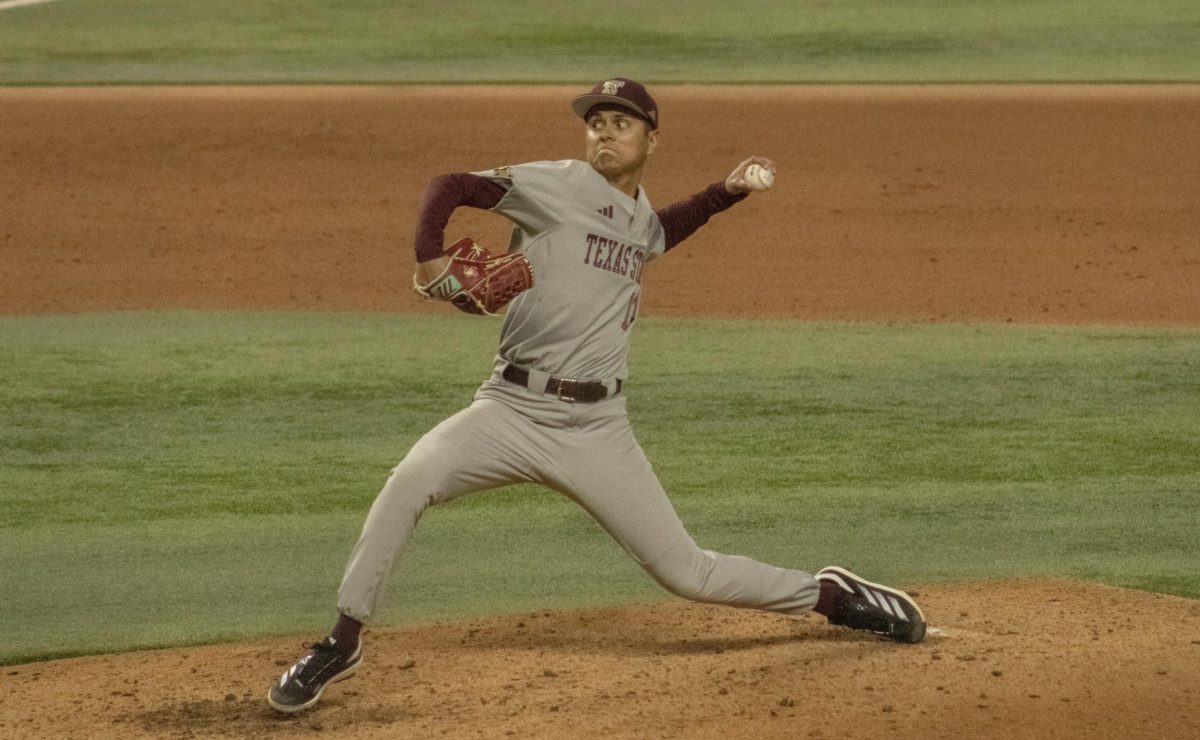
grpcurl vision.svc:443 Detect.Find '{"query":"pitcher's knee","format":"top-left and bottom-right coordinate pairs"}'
top-left (643, 541), bottom-right (714, 602)
top-left (654, 570), bottom-right (709, 602)
top-left (383, 448), bottom-right (459, 508)
top-left (363, 459), bottom-right (448, 532)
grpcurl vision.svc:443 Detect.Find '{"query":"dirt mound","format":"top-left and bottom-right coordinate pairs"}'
top-left (3, 580), bottom-right (1198, 739)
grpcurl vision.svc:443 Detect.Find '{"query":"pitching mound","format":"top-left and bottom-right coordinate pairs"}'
top-left (3, 580), bottom-right (1199, 739)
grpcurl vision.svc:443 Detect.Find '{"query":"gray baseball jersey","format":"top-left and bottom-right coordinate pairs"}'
top-left (478, 159), bottom-right (663, 382)
top-left (336, 159), bottom-right (819, 624)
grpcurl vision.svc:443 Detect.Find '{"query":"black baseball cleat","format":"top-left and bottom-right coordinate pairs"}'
top-left (816, 566), bottom-right (927, 644)
top-left (268, 636), bottom-right (363, 713)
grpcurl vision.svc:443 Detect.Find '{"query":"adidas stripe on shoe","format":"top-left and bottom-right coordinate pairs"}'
top-left (268, 636), bottom-right (362, 713)
top-left (816, 566), bottom-right (927, 644)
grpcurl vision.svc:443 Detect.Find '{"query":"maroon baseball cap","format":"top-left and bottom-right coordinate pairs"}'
top-left (571, 78), bottom-right (659, 130)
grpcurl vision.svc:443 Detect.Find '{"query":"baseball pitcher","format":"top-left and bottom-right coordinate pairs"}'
top-left (268, 78), bottom-right (926, 713)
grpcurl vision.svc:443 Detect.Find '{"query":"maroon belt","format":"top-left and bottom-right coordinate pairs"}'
top-left (502, 364), bottom-right (621, 403)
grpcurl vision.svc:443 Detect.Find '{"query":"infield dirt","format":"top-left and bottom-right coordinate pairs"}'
top-left (1, 86), bottom-right (1198, 739)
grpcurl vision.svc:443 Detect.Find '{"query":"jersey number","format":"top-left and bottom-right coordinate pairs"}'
top-left (620, 291), bottom-right (641, 332)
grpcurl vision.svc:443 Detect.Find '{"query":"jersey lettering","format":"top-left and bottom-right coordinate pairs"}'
top-left (620, 290), bottom-right (641, 331)
top-left (584, 232), bottom-right (645, 284)
top-left (630, 250), bottom-right (645, 284)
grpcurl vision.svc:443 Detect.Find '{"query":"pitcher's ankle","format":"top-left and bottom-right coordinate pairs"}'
top-left (814, 580), bottom-right (841, 619)
top-left (330, 613), bottom-right (363, 654)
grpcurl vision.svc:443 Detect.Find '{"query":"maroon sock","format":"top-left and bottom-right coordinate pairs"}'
top-left (330, 613), bottom-right (362, 654)
top-left (813, 580), bottom-right (842, 618)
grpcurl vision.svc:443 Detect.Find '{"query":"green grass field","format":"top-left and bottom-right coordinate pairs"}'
top-left (1, 0), bottom-right (1198, 84)
top-left (3, 312), bottom-right (1198, 665)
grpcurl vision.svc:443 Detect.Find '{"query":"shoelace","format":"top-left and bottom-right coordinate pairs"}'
top-left (290, 643), bottom-right (340, 686)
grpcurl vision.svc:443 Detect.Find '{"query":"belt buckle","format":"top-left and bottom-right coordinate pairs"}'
top-left (555, 378), bottom-right (579, 402)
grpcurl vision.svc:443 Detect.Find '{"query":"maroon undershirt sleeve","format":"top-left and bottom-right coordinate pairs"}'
top-left (414, 173), bottom-right (510, 262)
top-left (416, 174), bottom-right (743, 261)
top-left (656, 181), bottom-right (749, 252)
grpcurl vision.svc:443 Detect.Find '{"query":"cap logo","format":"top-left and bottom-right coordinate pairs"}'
top-left (601, 79), bottom-right (626, 96)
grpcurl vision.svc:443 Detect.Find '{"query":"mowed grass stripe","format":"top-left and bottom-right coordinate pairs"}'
top-left (1, 0), bottom-right (1198, 83)
top-left (1, 311), bottom-right (1198, 664)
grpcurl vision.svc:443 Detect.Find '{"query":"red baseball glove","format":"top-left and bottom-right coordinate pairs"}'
top-left (413, 237), bottom-right (534, 316)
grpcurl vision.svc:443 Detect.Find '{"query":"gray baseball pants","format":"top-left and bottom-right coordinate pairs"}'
top-left (336, 365), bottom-right (819, 622)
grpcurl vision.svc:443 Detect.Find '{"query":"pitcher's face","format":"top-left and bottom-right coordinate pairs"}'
top-left (585, 107), bottom-right (659, 181)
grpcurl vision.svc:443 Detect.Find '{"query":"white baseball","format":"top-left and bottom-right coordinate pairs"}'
top-left (745, 163), bottom-right (774, 191)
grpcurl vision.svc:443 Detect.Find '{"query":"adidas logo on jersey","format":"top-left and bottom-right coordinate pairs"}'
top-left (597, 205), bottom-right (614, 219)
